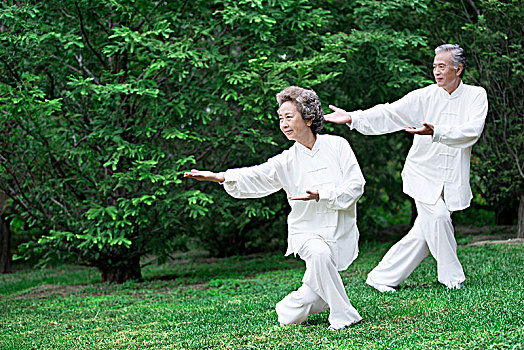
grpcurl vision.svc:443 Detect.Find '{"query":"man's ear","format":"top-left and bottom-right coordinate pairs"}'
top-left (456, 64), bottom-right (464, 77)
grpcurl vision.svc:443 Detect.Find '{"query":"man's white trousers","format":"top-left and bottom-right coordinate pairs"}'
top-left (275, 238), bottom-right (362, 328)
top-left (367, 197), bottom-right (465, 288)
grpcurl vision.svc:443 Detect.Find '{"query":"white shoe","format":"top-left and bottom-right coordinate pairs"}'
top-left (327, 324), bottom-right (348, 331)
top-left (366, 280), bottom-right (396, 293)
top-left (446, 282), bottom-right (463, 290)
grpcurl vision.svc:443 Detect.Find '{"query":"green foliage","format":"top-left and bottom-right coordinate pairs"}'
top-left (468, 1), bottom-right (523, 213)
top-left (1, 242), bottom-right (523, 349)
top-left (1, 0), bottom-right (521, 279)
top-left (0, 0), bottom-right (353, 279)
top-left (424, 0), bottom-right (523, 220)
top-left (315, 0), bottom-right (432, 230)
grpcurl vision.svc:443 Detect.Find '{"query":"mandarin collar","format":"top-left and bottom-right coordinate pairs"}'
top-left (295, 135), bottom-right (321, 157)
top-left (439, 81), bottom-right (464, 99)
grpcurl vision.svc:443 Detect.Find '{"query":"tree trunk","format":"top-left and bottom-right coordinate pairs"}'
top-left (0, 191), bottom-right (11, 274)
top-left (495, 205), bottom-right (518, 225)
top-left (0, 216), bottom-right (11, 274)
top-left (99, 256), bottom-right (142, 283)
top-left (518, 191), bottom-right (524, 239)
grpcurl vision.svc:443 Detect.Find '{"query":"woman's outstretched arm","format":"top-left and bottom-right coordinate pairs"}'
top-left (184, 169), bottom-right (225, 183)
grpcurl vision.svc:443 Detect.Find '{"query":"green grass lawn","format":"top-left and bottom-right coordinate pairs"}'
top-left (1, 240), bottom-right (523, 349)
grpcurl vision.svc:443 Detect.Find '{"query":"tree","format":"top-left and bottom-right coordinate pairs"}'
top-left (5, 0), bottom-right (518, 283)
top-left (0, 0), bottom-right (345, 281)
top-left (314, 0), bottom-right (432, 232)
top-left (467, 0), bottom-right (523, 236)
top-left (425, 0), bottom-right (523, 236)
top-left (0, 191), bottom-right (11, 273)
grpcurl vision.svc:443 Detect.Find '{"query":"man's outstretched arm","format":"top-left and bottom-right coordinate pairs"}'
top-left (325, 90), bottom-right (423, 135)
top-left (324, 105), bottom-right (352, 125)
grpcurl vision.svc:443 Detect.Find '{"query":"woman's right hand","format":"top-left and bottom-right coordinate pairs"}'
top-left (324, 105), bottom-right (352, 124)
top-left (183, 169), bottom-right (225, 183)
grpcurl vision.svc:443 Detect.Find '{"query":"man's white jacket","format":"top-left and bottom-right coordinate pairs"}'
top-left (350, 82), bottom-right (488, 211)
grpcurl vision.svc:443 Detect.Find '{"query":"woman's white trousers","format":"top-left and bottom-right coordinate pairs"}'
top-left (275, 238), bottom-right (362, 328)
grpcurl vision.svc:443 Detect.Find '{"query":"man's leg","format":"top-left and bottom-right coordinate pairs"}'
top-left (417, 198), bottom-right (465, 287)
top-left (366, 214), bottom-right (430, 290)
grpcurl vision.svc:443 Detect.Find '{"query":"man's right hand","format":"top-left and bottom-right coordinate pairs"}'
top-left (324, 105), bottom-right (352, 124)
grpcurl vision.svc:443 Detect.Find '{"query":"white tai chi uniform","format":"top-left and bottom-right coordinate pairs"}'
top-left (221, 134), bottom-right (365, 328)
top-left (348, 82), bottom-right (488, 287)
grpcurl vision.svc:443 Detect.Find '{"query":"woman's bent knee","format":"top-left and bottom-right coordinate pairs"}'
top-left (308, 245), bottom-right (332, 264)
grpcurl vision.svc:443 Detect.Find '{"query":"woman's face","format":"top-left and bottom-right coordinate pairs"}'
top-left (278, 101), bottom-right (313, 142)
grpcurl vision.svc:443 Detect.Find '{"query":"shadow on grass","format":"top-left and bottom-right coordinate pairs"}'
top-left (142, 252), bottom-right (305, 284)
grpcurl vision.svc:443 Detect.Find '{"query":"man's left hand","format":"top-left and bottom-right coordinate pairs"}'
top-left (288, 190), bottom-right (319, 202)
top-left (404, 123), bottom-right (434, 135)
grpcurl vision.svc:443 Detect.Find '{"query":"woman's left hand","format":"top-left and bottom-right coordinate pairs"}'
top-left (288, 190), bottom-right (319, 202)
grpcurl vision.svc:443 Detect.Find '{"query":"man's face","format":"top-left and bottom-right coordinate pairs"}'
top-left (433, 51), bottom-right (462, 93)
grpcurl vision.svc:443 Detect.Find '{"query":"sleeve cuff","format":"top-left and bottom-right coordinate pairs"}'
top-left (220, 170), bottom-right (237, 185)
top-left (432, 124), bottom-right (444, 143)
top-left (347, 111), bottom-right (362, 130)
top-left (317, 188), bottom-right (334, 204)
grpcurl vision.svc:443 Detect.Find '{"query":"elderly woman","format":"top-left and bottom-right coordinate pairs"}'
top-left (184, 86), bottom-right (365, 331)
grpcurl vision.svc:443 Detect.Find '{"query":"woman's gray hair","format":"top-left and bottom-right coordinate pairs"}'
top-left (276, 86), bottom-right (324, 135)
top-left (435, 44), bottom-right (466, 78)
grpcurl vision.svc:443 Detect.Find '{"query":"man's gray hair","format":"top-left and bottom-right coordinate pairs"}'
top-left (435, 44), bottom-right (466, 78)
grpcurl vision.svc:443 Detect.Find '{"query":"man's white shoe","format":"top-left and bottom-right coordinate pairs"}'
top-left (366, 280), bottom-right (396, 293)
top-left (446, 281), bottom-right (463, 290)
top-left (327, 324), bottom-right (348, 331)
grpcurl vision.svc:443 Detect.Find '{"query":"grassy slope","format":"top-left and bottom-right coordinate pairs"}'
top-left (1, 241), bottom-right (523, 349)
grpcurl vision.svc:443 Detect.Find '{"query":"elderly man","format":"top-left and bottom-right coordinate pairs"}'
top-left (325, 44), bottom-right (488, 292)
